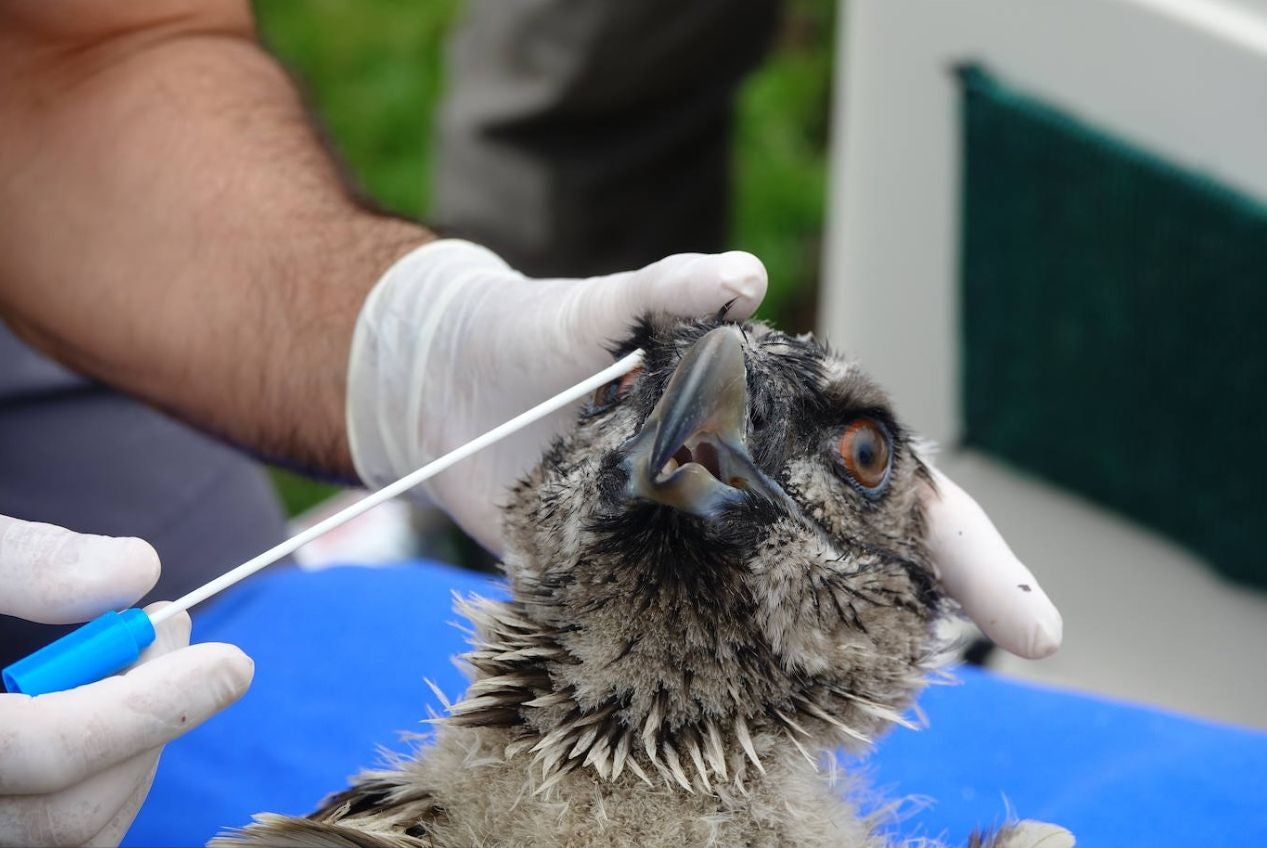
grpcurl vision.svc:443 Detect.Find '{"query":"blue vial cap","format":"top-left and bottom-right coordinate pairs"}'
top-left (2, 608), bottom-right (156, 695)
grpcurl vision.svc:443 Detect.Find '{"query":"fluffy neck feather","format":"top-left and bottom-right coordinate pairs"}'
top-left (441, 582), bottom-right (943, 798)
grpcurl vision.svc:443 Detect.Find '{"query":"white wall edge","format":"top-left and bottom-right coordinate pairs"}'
top-left (1123, 0), bottom-right (1267, 56)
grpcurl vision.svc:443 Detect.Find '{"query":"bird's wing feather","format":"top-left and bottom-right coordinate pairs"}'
top-left (210, 775), bottom-right (446, 848)
top-left (209, 814), bottom-right (430, 848)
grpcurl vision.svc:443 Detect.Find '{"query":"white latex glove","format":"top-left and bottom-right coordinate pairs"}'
top-left (347, 239), bottom-right (769, 554)
top-left (922, 469), bottom-right (1062, 658)
top-left (346, 239), bottom-right (1061, 659)
top-left (0, 516), bottom-right (253, 847)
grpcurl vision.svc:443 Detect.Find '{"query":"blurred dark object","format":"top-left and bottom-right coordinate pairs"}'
top-left (962, 636), bottom-right (996, 668)
top-left (254, 0), bottom-right (835, 332)
top-left (431, 0), bottom-right (782, 278)
top-left (959, 66), bottom-right (1267, 587)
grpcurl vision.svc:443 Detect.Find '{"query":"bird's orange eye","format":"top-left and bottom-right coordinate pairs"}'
top-left (592, 365), bottom-right (644, 409)
top-left (838, 418), bottom-right (892, 493)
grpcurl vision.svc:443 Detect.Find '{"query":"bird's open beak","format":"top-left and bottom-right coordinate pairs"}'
top-left (623, 326), bottom-right (784, 518)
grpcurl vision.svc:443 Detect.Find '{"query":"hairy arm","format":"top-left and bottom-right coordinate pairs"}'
top-left (0, 0), bottom-right (432, 477)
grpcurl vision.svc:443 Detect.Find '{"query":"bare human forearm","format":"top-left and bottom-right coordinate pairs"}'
top-left (0, 1), bottom-right (432, 477)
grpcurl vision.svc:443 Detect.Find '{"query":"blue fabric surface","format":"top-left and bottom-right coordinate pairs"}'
top-left (125, 562), bottom-right (1267, 847)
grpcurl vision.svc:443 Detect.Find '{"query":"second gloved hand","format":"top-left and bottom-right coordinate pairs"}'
top-left (0, 515), bottom-right (253, 847)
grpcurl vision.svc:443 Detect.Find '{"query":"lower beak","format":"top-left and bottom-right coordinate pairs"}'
top-left (623, 326), bottom-right (783, 518)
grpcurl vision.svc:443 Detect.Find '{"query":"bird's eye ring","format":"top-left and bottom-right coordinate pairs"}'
top-left (591, 365), bottom-right (644, 410)
top-left (837, 417), bottom-right (893, 495)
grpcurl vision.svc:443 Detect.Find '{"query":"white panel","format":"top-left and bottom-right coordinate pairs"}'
top-left (817, 0), bottom-right (1267, 725)
top-left (820, 0), bottom-right (1267, 445)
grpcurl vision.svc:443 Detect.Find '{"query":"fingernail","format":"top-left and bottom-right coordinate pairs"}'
top-left (49, 535), bottom-right (161, 617)
top-left (102, 537), bottom-right (161, 586)
top-left (224, 647), bottom-right (255, 690)
top-left (715, 252), bottom-right (767, 310)
top-left (1027, 610), bottom-right (1063, 658)
top-left (201, 645), bottom-right (256, 706)
top-left (721, 277), bottom-right (759, 301)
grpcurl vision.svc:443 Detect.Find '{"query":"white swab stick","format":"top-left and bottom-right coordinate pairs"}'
top-left (149, 350), bottom-right (645, 625)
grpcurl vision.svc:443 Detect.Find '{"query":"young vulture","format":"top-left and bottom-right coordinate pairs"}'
top-left (215, 317), bottom-right (1070, 848)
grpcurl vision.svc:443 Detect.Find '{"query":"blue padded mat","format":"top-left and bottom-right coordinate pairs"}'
top-left (125, 562), bottom-right (1267, 847)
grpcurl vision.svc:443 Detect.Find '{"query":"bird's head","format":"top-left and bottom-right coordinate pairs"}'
top-left (455, 315), bottom-right (945, 790)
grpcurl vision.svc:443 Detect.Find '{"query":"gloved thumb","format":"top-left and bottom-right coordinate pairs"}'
top-left (596, 251), bottom-right (768, 324)
top-left (922, 469), bottom-right (1063, 659)
top-left (0, 515), bottom-right (160, 625)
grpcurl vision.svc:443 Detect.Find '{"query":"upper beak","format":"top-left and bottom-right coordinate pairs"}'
top-left (623, 326), bottom-right (784, 518)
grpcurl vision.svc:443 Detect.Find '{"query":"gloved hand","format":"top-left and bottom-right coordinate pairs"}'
top-left (347, 239), bottom-right (768, 556)
top-left (0, 515), bottom-right (253, 847)
top-left (346, 240), bottom-right (1061, 659)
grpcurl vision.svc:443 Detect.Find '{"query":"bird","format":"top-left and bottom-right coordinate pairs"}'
top-left (213, 316), bottom-right (1071, 848)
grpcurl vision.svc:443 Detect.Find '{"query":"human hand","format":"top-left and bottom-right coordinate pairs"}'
top-left (345, 240), bottom-right (1060, 659)
top-left (0, 516), bottom-right (253, 846)
top-left (922, 469), bottom-right (1062, 659)
top-left (346, 240), bottom-right (768, 556)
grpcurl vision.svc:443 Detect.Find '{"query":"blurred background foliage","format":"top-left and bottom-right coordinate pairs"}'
top-left (253, 0), bottom-right (836, 515)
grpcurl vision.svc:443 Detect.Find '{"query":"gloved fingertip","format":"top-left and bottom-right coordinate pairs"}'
top-left (0, 519), bottom-right (163, 623)
top-left (94, 535), bottom-right (161, 604)
top-left (1025, 606), bottom-right (1064, 659)
top-left (204, 642), bottom-right (256, 700)
top-left (128, 641), bottom-right (255, 712)
top-left (634, 251), bottom-right (768, 320)
top-left (147, 642), bottom-right (254, 720)
top-left (972, 576), bottom-right (1064, 659)
top-left (921, 468), bottom-right (1064, 660)
top-left (712, 251), bottom-right (768, 319)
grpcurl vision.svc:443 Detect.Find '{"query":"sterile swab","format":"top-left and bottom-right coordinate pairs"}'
top-left (3, 350), bottom-right (645, 696)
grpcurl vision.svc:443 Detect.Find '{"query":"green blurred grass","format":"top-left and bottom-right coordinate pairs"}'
top-left (734, 0), bottom-right (836, 329)
top-left (254, 0), bottom-right (835, 514)
top-left (254, 0), bottom-right (461, 220)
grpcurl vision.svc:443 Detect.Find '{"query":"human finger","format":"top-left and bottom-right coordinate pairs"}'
top-left (0, 515), bottom-right (159, 625)
top-left (923, 468), bottom-right (1063, 659)
top-left (607, 250), bottom-right (769, 322)
top-left (0, 605), bottom-right (197, 845)
top-left (84, 756), bottom-right (159, 847)
top-left (0, 642), bottom-right (252, 794)
top-left (0, 748), bottom-right (158, 846)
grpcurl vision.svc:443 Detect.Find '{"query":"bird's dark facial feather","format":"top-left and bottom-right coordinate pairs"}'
top-left (496, 315), bottom-right (943, 765)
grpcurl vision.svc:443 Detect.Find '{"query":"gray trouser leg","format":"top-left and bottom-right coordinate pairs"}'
top-left (432, 0), bottom-right (781, 278)
top-left (0, 332), bottom-right (289, 667)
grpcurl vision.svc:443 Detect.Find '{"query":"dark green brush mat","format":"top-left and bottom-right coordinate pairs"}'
top-left (958, 66), bottom-right (1267, 587)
